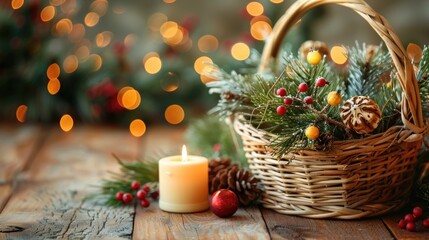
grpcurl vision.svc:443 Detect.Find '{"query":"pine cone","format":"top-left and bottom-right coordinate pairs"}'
top-left (209, 158), bottom-right (231, 190)
top-left (315, 132), bottom-right (334, 151)
top-left (210, 165), bottom-right (261, 206)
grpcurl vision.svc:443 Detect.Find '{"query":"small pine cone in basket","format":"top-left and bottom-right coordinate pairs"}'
top-left (210, 164), bottom-right (261, 206)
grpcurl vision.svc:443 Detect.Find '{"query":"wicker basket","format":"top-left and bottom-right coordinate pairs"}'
top-left (234, 0), bottom-right (428, 219)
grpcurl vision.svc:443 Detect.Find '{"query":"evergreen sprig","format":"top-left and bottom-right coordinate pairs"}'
top-left (417, 46), bottom-right (429, 117)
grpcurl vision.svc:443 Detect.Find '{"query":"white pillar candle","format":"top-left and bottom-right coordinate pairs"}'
top-left (159, 145), bottom-right (209, 213)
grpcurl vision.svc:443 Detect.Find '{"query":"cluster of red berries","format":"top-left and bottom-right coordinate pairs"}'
top-left (115, 180), bottom-right (159, 208)
top-left (397, 206), bottom-right (429, 232)
top-left (275, 77), bottom-right (329, 116)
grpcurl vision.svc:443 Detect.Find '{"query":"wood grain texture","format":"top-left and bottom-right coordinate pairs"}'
top-left (133, 202), bottom-right (270, 239)
top-left (0, 186), bottom-right (11, 214)
top-left (261, 208), bottom-right (393, 240)
top-left (383, 213), bottom-right (429, 239)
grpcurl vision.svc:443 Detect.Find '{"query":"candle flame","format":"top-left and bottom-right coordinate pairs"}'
top-left (182, 145), bottom-right (188, 161)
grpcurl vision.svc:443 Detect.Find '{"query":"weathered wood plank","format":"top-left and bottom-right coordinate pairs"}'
top-left (0, 126), bottom-right (140, 239)
top-left (261, 208), bottom-right (393, 240)
top-left (383, 212), bottom-right (429, 239)
top-left (0, 186), bottom-right (11, 214)
top-left (133, 202), bottom-right (270, 239)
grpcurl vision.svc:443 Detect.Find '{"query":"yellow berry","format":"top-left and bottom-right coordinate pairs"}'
top-left (307, 51), bottom-right (322, 65)
top-left (305, 126), bottom-right (320, 140)
top-left (327, 91), bottom-right (342, 106)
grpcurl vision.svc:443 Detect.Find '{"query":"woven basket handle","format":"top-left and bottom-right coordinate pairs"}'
top-left (259, 0), bottom-right (426, 134)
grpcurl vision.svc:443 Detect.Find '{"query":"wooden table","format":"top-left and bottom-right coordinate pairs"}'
top-left (0, 123), bottom-right (427, 239)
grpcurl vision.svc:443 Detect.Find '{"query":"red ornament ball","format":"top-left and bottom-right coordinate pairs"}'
top-left (316, 77), bottom-right (328, 87)
top-left (276, 105), bottom-right (287, 116)
top-left (304, 96), bottom-right (313, 104)
top-left (140, 198), bottom-right (151, 208)
top-left (404, 213), bottom-right (415, 222)
top-left (276, 88), bottom-right (287, 97)
top-left (422, 218), bottom-right (429, 228)
top-left (115, 191), bottom-right (124, 201)
top-left (151, 190), bottom-right (160, 200)
top-left (210, 189), bottom-right (239, 218)
top-left (122, 193), bottom-right (133, 203)
top-left (136, 190), bottom-right (147, 200)
top-left (397, 219), bottom-right (406, 229)
top-left (143, 185), bottom-right (151, 193)
top-left (406, 222), bottom-right (416, 232)
top-left (298, 83), bottom-right (308, 92)
top-left (131, 180), bottom-right (141, 190)
top-left (412, 206), bottom-right (423, 218)
top-left (284, 97), bottom-right (293, 105)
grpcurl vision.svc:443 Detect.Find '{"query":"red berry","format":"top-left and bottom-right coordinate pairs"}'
top-left (406, 222), bottom-right (416, 232)
top-left (131, 180), bottom-right (141, 190)
top-left (140, 198), bottom-right (151, 208)
top-left (298, 83), bottom-right (308, 92)
top-left (151, 190), bottom-right (159, 200)
top-left (397, 219), bottom-right (406, 229)
top-left (304, 96), bottom-right (313, 104)
top-left (412, 206), bottom-right (423, 218)
top-left (404, 213), bottom-right (415, 222)
top-left (136, 190), bottom-right (147, 200)
top-left (115, 191), bottom-right (124, 201)
top-left (316, 77), bottom-right (328, 87)
top-left (422, 218), bottom-right (429, 228)
top-left (284, 97), bottom-right (293, 105)
top-left (276, 88), bottom-right (287, 97)
top-left (143, 185), bottom-right (151, 193)
top-left (276, 105), bottom-right (287, 115)
top-left (122, 193), bottom-right (133, 203)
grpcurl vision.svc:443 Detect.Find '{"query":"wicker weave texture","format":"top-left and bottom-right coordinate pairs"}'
top-left (235, 0), bottom-right (428, 219)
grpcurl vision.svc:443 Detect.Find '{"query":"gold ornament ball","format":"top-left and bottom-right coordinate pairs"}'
top-left (305, 125), bottom-right (320, 140)
top-left (306, 51), bottom-right (322, 65)
top-left (327, 91), bottom-right (342, 106)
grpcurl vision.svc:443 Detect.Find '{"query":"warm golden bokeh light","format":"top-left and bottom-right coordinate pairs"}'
top-left (63, 55), bottom-right (79, 73)
top-left (11, 0), bottom-right (24, 10)
top-left (194, 56), bottom-right (213, 74)
top-left (118, 87), bottom-right (141, 110)
top-left (90, 0), bottom-right (108, 16)
top-left (143, 56), bottom-right (162, 74)
top-left (55, 18), bottom-right (73, 35)
top-left (246, 2), bottom-right (264, 17)
top-left (40, 6), bottom-right (56, 22)
top-left (60, 114), bottom-right (74, 132)
top-left (47, 78), bottom-right (61, 95)
top-left (250, 15), bottom-right (272, 25)
top-left (124, 34), bottom-right (137, 48)
top-left (96, 31), bottom-right (112, 48)
top-left (129, 119), bottom-right (146, 137)
top-left (331, 46), bottom-right (348, 64)
top-left (250, 21), bottom-right (272, 41)
top-left (270, 0), bottom-right (284, 3)
top-left (231, 42), bottom-right (250, 61)
top-left (165, 104), bottom-right (185, 125)
top-left (163, 0), bottom-right (176, 3)
top-left (160, 72), bottom-right (179, 92)
top-left (148, 13), bottom-right (168, 32)
top-left (84, 12), bottom-right (100, 27)
top-left (76, 45), bottom-right (90, 60)
top-left (89, 54), bottom-right (102, 71)
top-left (16, 105), bottom-right (28, 123)
top-left (198, 35), bottom-right (219, 53)
top-left (160, 21), bottom-right (179, 39)
top-left (69, 23), bottom-right (85, 41)
top-left (60, 0), bottom-right (77, 15)
top-left (50, 0), bottom-right (65, 6)
top-left (47, 63), bottom-right (60, 79)
top-left (200, 74), bottom-right (216, 84)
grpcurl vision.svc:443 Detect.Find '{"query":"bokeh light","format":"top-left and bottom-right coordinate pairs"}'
top-left (11, 0), bottom-right (24, 10)
top-left (200, 74), bottom-right (216, 84)
top-left (61, 0), bottom-right (77, 15)
top-left (90, 0), bottom-right (108, 16)
top-left (60, 114), bottom-right (74, 132)
top-left (84, 12), bottom-right (100, 27)
top-left (88, 54), bottom-right (102, 71)
top-left (47, 63), bottom-right (60, 79)
top-left (118, 87), bottom-right (141, 110)
top-left (160, 72), bottom-right (179, 92)
top-left (331, 46), bottom-right (348, 64)
top-left (231, 42), bottom-right (250, 61)
top-left (144, 55), bottom-right (162, 74)
top-left (129, 119), bottom-right (146, 137)
top-left (165, 104), bottom-right (185, 125)
top-left (47, 78), bottom-right (61, 95)
top-left (198, 35), bottom-right (219, 53)
top-left (246, 2), bottom-right (264, 17)
top-left (251, 21), bottom-right (272, 41)
top-left (76, 46), bottom-right (90, 60)
top-left (163, 0), bottom-right (176, 3)
top-left (250, 15), bottom-right (272, 26)
top-left (41, 6), bottom-right (56, 22)
top-left (124, 34), bottom-right (137, 48)
top-left (50, 0), bottom-right (65, 6)
top-left (148, 13), bottom-right (168, 32)
top-left (55, 18), bottom-right (73, 35)
top-left (69, 23), bottom-right (86, 41)
top-left (270, 0), bottom-right (284, 3)
top-left (160, 21), bottom-right (179, 39)
top-left (16, 105), bottom-right (28, 123)
top-left (96, 31), bottom-right (112, 48)
top-left (63, 55), bottom-right (79, 73)
top-left (194, 56), bottom-right (213, 74)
